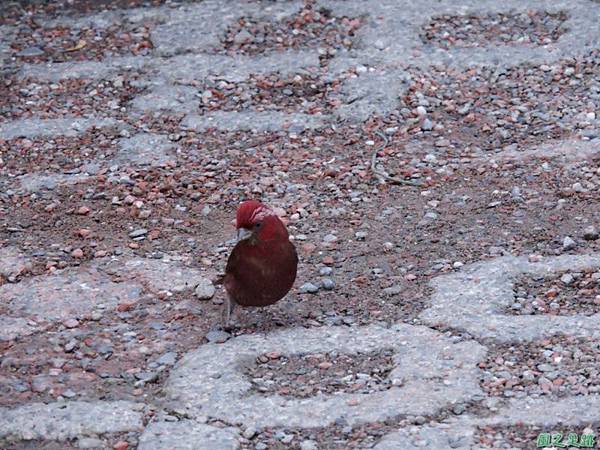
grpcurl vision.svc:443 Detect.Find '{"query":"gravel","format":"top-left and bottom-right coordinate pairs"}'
top-left (421, 11), bottom-right (567, 49)
top-left (220, 1), bottom-right (363, 57)
top-left (510, 270), bottom-right (600, 316)
top-left (196, 72), bottom-right (339, 116)
top-left (1, 75), bottom-right (143, 121)
top-left (11, 21), bottom-right (153, 63)
top-left (245, 349), bottom-right (395, 398)
top-left (481, 336), bottom-right (600, 399)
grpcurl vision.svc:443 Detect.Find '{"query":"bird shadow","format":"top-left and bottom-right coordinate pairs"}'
top-left (229, 299), bottom-right (303, 336)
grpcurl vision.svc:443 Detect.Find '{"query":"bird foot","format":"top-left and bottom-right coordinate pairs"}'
top-left (221, 296), bottom-right (237, 330)
top-left (221, 318), bottom-right (240, 332)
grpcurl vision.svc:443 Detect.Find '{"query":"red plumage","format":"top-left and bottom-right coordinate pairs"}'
top-left (222, 200), bottom-right (298, 327)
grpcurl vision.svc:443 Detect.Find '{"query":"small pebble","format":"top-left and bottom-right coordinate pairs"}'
top-left (63, 389), bottom-right (77, 398)
top-left (321, 278), bottom-right (335, 290)
top-left (563, 236), bottom-right (577, 251)
top-left (300, 440), bottom-right (318, 450)
top-left (195, 279), bottom-right (216, 300)
top-left (156, 352), bottom-right (177, 366)
top-left (300, 282), bottom-right (319, 294)
top-left (383, 285), bottom-right (402, 296)
top-left (18, 46), bottom-right (45, 57)
top-left (421, 118), bottom-right (433, 131)
top-left (134, 371), bottom-right (158, 383)
top-left (63, 318), bottom-right (79, 328)
top-left (65, 340), bottom-right (78, 352)
top-left (355, 231), bottom-right (368, 240)
top-left (243, 427), bottom-right (257, 439)
top-left (113, 441), bottom-right (129, 450)
top-left (452, 404), bottom-right (466, 415)
top-left (206, 329), bottom-right (231, 343)
top-left (560, 273), bottom-right (574, 286)
top-left (583, 226), bottom-right (598, 241)
top-left (323, 233), bottom-right (338, 243)
top-left (319, 267), bottom-right (333, 276)
top-left (414, 415), bottom-right (427, 425)
top-left (129, 228), bottom-right (148, 238)
top-left (78, 438), bottom-right (105, 449)
top-left (31, 376), bottom-right (50, 393)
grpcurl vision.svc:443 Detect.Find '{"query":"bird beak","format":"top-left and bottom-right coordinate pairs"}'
top-left (236, 227), bottom-right (253, 242)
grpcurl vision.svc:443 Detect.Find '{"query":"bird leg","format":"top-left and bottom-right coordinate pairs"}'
top-left (221, 295), bottom-right (237, 330)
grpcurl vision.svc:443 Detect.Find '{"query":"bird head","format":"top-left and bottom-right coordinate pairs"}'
top-left (235, 200), bottom-right (289, 242)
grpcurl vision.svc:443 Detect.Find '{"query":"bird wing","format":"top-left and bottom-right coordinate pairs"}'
top-left (225, 241), bottom-right (272, 278)
top-left (224, 242), bottom-right (243, 275)
top-left (224, 239), bottom-right (297, 306)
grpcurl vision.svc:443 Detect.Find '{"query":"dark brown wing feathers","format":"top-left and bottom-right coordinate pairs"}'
top-left (224, 237), bottom-right (298, 307)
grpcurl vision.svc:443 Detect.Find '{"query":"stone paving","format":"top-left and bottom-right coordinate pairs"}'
top-left (0, 401), bottom-right (146, 442)
top-left (3, 252), bottom-right (600, 448)
top-left (421, 254), bottom-right (600, 342)
top-left (164, 324), bottom-right (485, 429)
top-left (1, 0), bottom-right (600, 448)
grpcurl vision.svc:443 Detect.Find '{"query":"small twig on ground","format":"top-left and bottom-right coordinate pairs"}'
top-left (370, 130), bottom-right (422, 187)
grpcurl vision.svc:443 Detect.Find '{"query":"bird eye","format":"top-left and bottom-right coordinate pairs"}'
top-left (253, 222), bottom-right (262, 230)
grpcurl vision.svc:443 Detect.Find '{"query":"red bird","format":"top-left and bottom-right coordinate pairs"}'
top-left (222, 200), bottom-right (298, 328)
